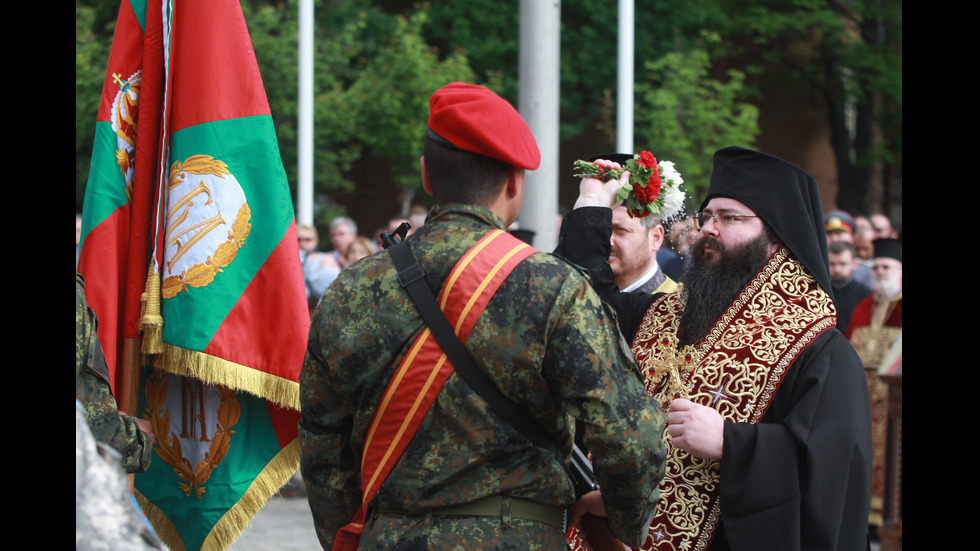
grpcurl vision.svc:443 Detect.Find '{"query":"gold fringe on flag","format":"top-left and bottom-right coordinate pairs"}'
top-left (153, 344), bottom-right (300, 411)
top-left (136, 439), bottom-right (301, 551)
top-left (141, 269), bottom-right (164, 354)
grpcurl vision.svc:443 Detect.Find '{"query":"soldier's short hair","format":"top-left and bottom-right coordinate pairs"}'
top-left (423, 135), bottom-right (513, 207)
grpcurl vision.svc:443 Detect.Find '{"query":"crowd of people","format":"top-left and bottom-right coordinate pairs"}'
top-left (299, 201), bottom-right (900, 336)
top-left (300, 193), bottom-right (899, 344)
top-left (296, 209), bottom-right (438, 316)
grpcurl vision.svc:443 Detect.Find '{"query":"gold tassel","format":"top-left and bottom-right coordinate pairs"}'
top-left (141, 269), bottom-right (164, 354)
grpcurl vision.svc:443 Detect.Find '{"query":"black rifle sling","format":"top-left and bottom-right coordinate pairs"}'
top-left (386, 239), bottom-right (564, 463)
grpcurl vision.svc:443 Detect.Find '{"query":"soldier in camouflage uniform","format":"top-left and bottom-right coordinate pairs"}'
top-left (299, 83), bottom-right (666, 550)
top-left (76, 275), bottom-right (154, 473)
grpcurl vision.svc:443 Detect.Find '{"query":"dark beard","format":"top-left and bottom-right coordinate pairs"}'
top-left (677, 233), bottom-right (773, 347)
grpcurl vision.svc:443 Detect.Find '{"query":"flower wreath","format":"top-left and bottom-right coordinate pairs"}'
top-left (573, 150), bottom-right (685, 220)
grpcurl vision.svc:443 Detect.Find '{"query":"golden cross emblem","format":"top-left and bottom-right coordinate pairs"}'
top-left (641, 333), bottom-right (697, 401)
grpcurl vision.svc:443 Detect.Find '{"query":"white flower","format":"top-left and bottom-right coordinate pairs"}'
top-left (659, 160), bottom-right (684, 185)
top-left (660, 183), bottom-right (686, 221)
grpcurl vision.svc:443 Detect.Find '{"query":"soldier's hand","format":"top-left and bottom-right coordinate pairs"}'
top-left (567, 490), bottom-right (607, 531)
top-left (573, 159), bottom-right (628, 210)
top-left (666, 398), bottom-right (724, 460)
top-left (568, 490), bottom-right (630, 550)
top-left (133, 416), bottom-right (156, 447)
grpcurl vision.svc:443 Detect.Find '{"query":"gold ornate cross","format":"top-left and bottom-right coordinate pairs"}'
top-left (642, 333), bottom-right (697, 401)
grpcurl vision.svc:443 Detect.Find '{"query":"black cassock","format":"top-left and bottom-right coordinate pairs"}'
top-left (556, 207), bottom-right (872, 551)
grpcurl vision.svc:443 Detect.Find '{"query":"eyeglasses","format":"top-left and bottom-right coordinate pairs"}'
top-left (695, 210), bottom-right (759, 229)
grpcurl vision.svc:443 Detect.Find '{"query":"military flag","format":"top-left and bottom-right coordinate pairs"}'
top-left (78, 1), bottom-right (309, 549)
top-left (77, 0), bottom-right (163, 402)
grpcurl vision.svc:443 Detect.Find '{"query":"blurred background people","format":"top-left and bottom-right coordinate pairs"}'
top-left (852, 219), bottom-right (876, 263)
top-left (828, 241), bottom-right (872, 334)
top-left (408, 204), bottom-right (428, 234)
top-left (297, 224), bottom-right (340, 315)
top-left (329, 216), bottom-right (358, 265)
top-left (824, 209), bottom-right (872, 288)
top-left (341, 236), bottom-right (377, 268)
top-left (870, 213), bottom-right (898, 239)
top-left (662, 214), bottom-right (697, 281)
top-left (846, 238), bottom-right (902, 354)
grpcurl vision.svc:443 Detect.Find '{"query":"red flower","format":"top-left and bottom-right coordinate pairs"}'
top-left (629, 208), bottom-right (652, 218)
top-left (643, 171), bottom-right (663, 200)
top-left (633, 183), bottom-right (653, 203)
top-left (631, 168), bottom-right (661, 203)
top-left (638, 150), bottom-right (657, 169)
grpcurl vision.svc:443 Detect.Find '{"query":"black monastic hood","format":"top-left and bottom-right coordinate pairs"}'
top-left (701, 146), bottom-right (832, 294)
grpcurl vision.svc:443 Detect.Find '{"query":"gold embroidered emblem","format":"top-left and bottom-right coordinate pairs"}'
top-left (143, 370), bottom-right (242, 498)
top-left (161, 155), bottom-right (251, 298)
top-left (110, 70), bottom-right (141, 202)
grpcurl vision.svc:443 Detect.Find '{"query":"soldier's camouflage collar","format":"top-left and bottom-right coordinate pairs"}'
top-left (426, 202), bottom-right (508, 232)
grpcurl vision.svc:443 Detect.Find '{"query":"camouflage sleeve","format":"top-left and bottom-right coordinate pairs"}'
top-left (298, 316), bottom-right (361, 549)
top-left (544, 275), bottom-right (667, 547)
top-left (76, 279), bottom-right (152, 474)
top-left (78, 367), bottom-right (153, 474)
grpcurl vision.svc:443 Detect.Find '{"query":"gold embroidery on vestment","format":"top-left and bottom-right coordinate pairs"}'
top-left (629, 248), bottom-right (836, 550)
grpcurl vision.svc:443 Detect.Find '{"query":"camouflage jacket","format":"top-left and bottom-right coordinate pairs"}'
top-left (76, 277), bottom-right (152, 473)
top-left (299, 203), bottom-right (666, 548)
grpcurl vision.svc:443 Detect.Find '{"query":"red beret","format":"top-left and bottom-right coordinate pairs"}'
top-left (427, 82), bottom-right (540, 170)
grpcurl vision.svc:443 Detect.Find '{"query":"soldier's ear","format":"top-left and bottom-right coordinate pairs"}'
top-left (420, 156), bottom-right (434, 197)
top-left (504, 167), bottom-right (525, 200)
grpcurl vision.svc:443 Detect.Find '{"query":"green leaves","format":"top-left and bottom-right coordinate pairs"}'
top-left (635, 41), bottom-right (759, 203)
top-left (77, 0), bottom-right (899, 220)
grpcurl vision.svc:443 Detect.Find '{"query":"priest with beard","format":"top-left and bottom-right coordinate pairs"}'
top-left (556, 147), bottom-right (872, 551)
top-left (845, 237), bottom-right (902, 365)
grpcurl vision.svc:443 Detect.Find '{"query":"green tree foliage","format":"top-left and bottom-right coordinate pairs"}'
top-left (345, 10), bottom-right (473, 212)
top-left (634, 35), bottom-right (759, 203)
top-left (421, 0), bottom-right (517, 99)
top-left (242, 0), bottom-right (383, 215)
top-left (247, 0), bottom-right (476, 220)
top-left (77, 0), bottom-right (898, 220)
top-left (713, 0), bottom-right (902, 215)
top-left (420, 0), bottom-right (722, 141)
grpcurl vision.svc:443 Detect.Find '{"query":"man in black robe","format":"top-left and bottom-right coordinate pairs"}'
top-left (557, 147), bottom-right (871, 551)
top-left (828, 240), bottom-right (872, 334)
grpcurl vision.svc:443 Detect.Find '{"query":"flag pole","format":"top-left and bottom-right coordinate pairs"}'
top-left (118, 0), bottom-right (167, 414)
